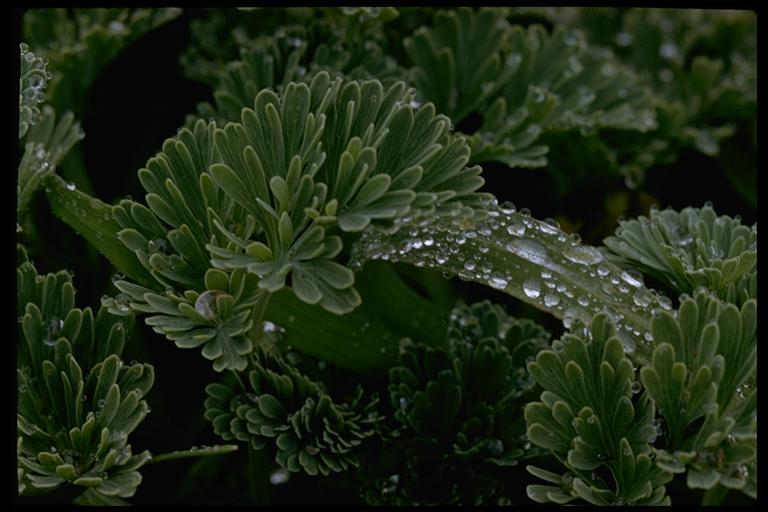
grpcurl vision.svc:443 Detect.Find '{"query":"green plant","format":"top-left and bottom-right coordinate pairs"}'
top-left (16, 7), bottom-right (755, 506)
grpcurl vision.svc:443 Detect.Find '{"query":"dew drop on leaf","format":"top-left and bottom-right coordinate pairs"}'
top-left (505, 239), bottom-right (550, 265)
top-left (562, 245), bottom-right (604, 265)
top-left (523, 278), bottom-right (541, 299)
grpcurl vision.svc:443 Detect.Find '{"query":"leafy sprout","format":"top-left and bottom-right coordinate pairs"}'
top-left (403, 8), bottom-right (656, 172)
top-left (109, 71), bottom-right (488, 371)
top-left (360, 301), bottom-right (550, 505)
top-left (525, 313), bottom-right (671, 505)
top-left (603, 203), bottom-right (757, 305)
top-left (204, 346), bottom-right (381, 476)
top-left (19, 42), bottom-right (51, 139)
top-left (641, 289), bottom-right (756, 496)
top-left (16, 248), bottom-right (153, 505)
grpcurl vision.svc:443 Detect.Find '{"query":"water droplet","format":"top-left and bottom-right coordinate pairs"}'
top-left (657, 296), bottom-right (673, 310)
top-left (505, 239), bottom-right (550, 265)
top-left (569, 56), bottom-right (584, 75)
top-left (543, 294), bottom-right (560, 307)
top-left (523, 278), bottom-right (541, 299)
top-left (65, 182), bottom-right (76, 191)
top-left (486, 438), bottom-right (504, 457)
top-left (499, 201), bottom-right (516, 214)
top-left (147, 238), bottom-right (167, 255)
top-left (44, 318), bottom-right (64, 346)
top-left (563, 245), bottom-right (604, 265)
top-left (195, 290), bottom-right (221, 321)
top-left (616, 330), bottom-right (637, 354)
top-left (108, 21), bottom-right (126, 35)
top-left (659, 42), bottom-right (679, 59)
top-left (615, 31), bottom-right (633, 47)
top-left (632, 290), bottom-right (651, 308)
top-left (111, 293), bottom-right (130, 313)
top-left (631, 381), bottom-right (642, 394)
top-left (505, 53), bottom-right (522, 68)
top-left (488, 276), bottom-right (508, 290)
top-left (29, 72), bottom-right (45, 89)
top-left (539, 218), bottom-right (560, 235)
top-left (270, 467), bottom-right (290, 485)
top-left (506, 221), bottom-right (526, 236)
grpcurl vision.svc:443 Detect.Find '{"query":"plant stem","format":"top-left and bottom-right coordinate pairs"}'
top-left (351, 206), bottom-right (677, 364)
top-left (60, 144), bottom-right (95, 197)
top-left (265, 288), bottom-right (400, 373)
top-left (149, 444), bottom-right (238, 464)
top-left (701, 484), bottom-right (730, 506)
top-left (247, 445), bottom-right (272, 505)
top-left (247, 290), bottom-right (272, 347)
top-left (230, 370), bottom-right (246, 393)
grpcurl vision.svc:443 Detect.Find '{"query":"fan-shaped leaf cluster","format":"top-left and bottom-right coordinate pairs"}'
top-left (603, 204), bottom-right (756, 305)
top-left (360, 301), bottom-right (549, 505)
top-left (525, 313), bottom-right (671, 505)
top-left (16, 251), bottom-right (153, 504)
top-left (204, 347), bottom-right (381, 476)
top-left (640, 289), bottom-right (755, 496)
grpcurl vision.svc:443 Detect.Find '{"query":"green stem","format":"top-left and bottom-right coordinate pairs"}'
top-left (701, 484), bottom-right (729, 506)
top-left (149, 444), bottom-right (238, 464)
top-left (230, 370), bottom-right (246, 393)
top-left (354, 261), bottom-right (449, 345)
top-left (17, 147), bottom-right (54, 216)
top-left (60, 144), bottom-right (95, 197)
top-left (247, 445), bottom-right (272, 505)
top-left (46, 174), bottom-right (155, 287)
top-left (265, 288), bottom-right (401, 373)
top-left (351, 206), bottom-right (675, 364)
top-left (247, 290), bottom-right (272, 347)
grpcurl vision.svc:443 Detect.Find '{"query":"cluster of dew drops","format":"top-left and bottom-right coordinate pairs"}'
top-left (19, 43), bottom-right (51, 117)
top-left (351, 198), bottom-right (676, 356)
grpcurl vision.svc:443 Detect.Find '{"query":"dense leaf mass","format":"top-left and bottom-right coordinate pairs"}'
top-left (360, 301), bottom-right (549, 505)
top-left (17, 6), bottom-right (755, 507)
top-left (17, 248), bottom-right (153, 505)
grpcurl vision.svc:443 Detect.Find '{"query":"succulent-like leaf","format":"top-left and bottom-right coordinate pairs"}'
top-left (181, 8), bottom-right (401, 87)
top-left (111, 269), bottom-right (261, 372)
top-left (525, 313), bottom-right (671, 505)
top-left (351, 200), bottom-right (677, 363)
top-left (17, 42), bottom-right (85, 237)
top-left (641, 289), bottom-right (755, 494)
top-left (17, 258), bottom-right (153, 502)
top-left (403, 9), bottom-right (656, 171)
top-left (204, 347), bottom-right (381, 476)
top-left (603, 203), bottom-right (757, 304)
top-left (360, 301), bottom-right (549, 505)
top-left (206, 72), bottom-right (487, 313)
top-left (191, 22), bottom-right (403, 128)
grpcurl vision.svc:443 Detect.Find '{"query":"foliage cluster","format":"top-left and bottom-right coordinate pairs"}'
top-left (16, 7), bottom-right (756, 506)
